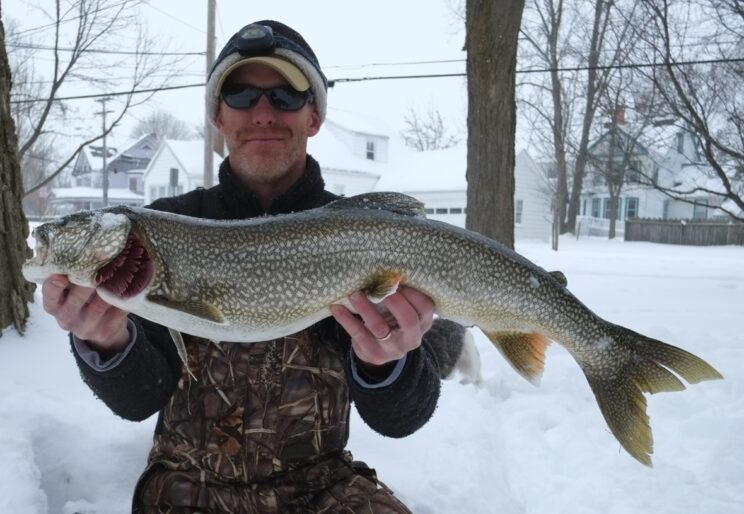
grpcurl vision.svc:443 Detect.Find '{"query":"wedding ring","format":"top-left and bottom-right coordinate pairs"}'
top-left (376, 329), bottom-right (393, 342)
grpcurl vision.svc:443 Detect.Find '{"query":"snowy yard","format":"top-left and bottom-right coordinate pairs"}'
top-left (1, 236), bottom-right (742, 514)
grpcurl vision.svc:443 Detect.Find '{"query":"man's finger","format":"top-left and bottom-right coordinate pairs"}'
top-left (42, 275), bottom-right (69, 313)
top-left (398, 286), bottom-right (435, 319)
top-left (329, 304), bottom-right (369, 342)
top-left (346, 292), bottom-right (391, 340)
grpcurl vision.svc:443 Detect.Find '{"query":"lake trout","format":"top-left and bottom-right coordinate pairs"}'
top-left (22, 192), bottom-right (722, 466)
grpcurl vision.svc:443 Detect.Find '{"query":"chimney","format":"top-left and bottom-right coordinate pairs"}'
top-left (613, 105), bottom-right (626, 125)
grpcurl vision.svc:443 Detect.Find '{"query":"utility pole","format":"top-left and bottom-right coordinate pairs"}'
top-left (94, 96), bottom-right (113, 207)
top-left (203, 0), bottom-right (217, 188)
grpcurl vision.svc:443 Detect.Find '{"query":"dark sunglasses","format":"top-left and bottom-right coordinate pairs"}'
top-left (221, 84), bottom-right (313, 112)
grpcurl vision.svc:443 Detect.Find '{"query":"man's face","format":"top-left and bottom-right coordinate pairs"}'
top-left (215, 62), bottom-right (321, 188)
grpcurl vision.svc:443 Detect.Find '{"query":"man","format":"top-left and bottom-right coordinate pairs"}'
top-left (41, 20), bottom-right (465, 513)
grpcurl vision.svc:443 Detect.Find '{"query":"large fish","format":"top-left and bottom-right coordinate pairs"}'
top-left (22, 192), bottom-right (722, 466)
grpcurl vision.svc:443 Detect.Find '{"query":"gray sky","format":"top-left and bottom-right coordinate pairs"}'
top-left (5, 0), bottom-right (470, 142)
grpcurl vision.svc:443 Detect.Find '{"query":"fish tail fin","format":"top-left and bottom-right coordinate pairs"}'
top-left (583, 325), bottom-right (722, 466)
top-left (484, 331), bottom-right (550, 384)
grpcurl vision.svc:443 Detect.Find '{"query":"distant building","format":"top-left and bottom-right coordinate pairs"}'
top-left (47, 134), bottom-right (158, 215)
top-left (142, 139), bottom-right (221, 204)
top-left (376, 146), bottom-right (552, 240)
top-left (578, 115), bottom-right (740, 236)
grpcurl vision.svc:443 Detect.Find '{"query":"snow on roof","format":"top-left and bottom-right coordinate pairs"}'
top-left (49, 187), bottom-right (144, 201)
top-left (79, 134), bottom-right (157, 172)
top-left (161, 139), bottom-right (221, 177)
top-left (375, 145), bottom-right (467, 192)
top-left (374, 146), bottom-right (540, 193)
top-left (308, 127), bottom-right (384, 177)
top-left (325, 108), bottom-right (392, 137)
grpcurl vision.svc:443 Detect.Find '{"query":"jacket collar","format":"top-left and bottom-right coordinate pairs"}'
top-left (217, 154), bottom-right (328, 217)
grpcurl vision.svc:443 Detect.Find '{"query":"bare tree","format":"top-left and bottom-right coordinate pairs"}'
top-left (0, 5), bottom-right (35, 336)
top-left (519, 0), bottom-right (573, 249)
top-left (634, 0), bottom-right (744, 221)
top-left (7, 0), bottom-right (185, 200)
top-left (131, 109), bottom-right (196, 140)
top-left (519, 0), bottom-right (645, 239)
top-left (465, 0), bottom-right (526, 249)
top-left (400, 107), bottom-right (461, 152)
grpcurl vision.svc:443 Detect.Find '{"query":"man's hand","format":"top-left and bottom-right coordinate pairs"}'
top-left (329, 285), bottom-right (435, 366)
top-left (42, 274), bottom-right (130, 355)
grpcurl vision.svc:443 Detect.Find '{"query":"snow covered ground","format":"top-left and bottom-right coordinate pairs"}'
top-left (1, 236), bottom-right (742, 514)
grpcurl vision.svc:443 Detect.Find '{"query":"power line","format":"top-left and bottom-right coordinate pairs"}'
top-left (10, 56), bottom-right (744, 105)
top-left (7, 42), bottom-right (205, 57)
top-left (9, 83), bottom-right (204, 104)
top-left (141, 1), bottom-right (205, 34)
top-left (330, 56), bottom-right (744, 84)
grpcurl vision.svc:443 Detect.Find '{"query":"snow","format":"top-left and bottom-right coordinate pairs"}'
top-left (1, 235), bottom-right (743, 514)
top-left (50, 187), bottom-right (144, 201)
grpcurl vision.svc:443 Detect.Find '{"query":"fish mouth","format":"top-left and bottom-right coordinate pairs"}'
top-left (95, 231), bottom-right (154, 298)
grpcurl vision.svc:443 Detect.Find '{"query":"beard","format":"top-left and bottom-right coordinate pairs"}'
top-left (225, 126), bottom-right (307, 184)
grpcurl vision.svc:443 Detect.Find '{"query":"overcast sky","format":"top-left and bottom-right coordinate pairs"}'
top-left (5, 0), bottom-right (471, 142)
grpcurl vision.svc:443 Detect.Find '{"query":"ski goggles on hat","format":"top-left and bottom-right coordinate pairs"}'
top-left (220, 84), bottom-right (313, 112)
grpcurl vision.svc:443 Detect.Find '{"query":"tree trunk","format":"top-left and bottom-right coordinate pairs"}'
top-left (565, 0), bottom-right (609, 234)
top-left (465, 0), bottom-right (525, 250)
top-left (0, 9), bottom-right (35, 337)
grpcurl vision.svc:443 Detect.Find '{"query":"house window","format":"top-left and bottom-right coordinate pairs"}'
top-left (602, 198), bottom-right (610, 219)
top-left (602, 198), bottom-right (622, 219)
top-left (435, 208), bottom-right (448, 214)
top-left (693, 200), bottom-right (708, 220)
top-left (129, 177), bottom-right (140, 193)
top-left (515, 199), bottom-right (524, 224)
top-left (169, 168), bottom-right (179, 196)
top-left (366, 141), bottom-right (375, 160)
top-left (591, 198), bottom-right (601, 218)
top-left (450, 207), bottom-right (463, 214)
top-left (424, 208), bottom-right (434, 214)
top-left (625, 197), bottom-right (639, 219)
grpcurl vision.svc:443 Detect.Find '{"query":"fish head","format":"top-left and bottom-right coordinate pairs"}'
top-left (23, 210), bottom-right (132, 288)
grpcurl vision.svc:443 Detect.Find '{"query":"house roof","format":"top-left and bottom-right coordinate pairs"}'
top-left (375, 145), bottom-right (466, 192)
top-left (375, 146), bottom-right (539, 193)
top-left (308, 125), bottom-right (387, 176)
top-left (144, 139), bottom-right (221, 181)
top-left (324, 108), bottom-right (392, 137)
top-left (75, 133), bottom-right (159, 174)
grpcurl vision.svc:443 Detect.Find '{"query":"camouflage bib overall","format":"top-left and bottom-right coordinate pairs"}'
top-left (134, 325), bottom-right (411, 513)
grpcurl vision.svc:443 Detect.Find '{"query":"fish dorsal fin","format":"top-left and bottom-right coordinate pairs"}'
top-left (325, 192), bottom-right (427, 218)
top-left (147, 294), bottom-right (225, 324)
top-left (549, 270), bottom-right (568, 286)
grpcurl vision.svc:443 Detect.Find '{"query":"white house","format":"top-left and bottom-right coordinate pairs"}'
top-left (307, 109), bottom-right (389, 196)
top-left (578, 121), bottom-right (739, 232)
top-left (375, 145), bottom-right (552, 240)
top-left (142, 140), bottom-right (222, 205)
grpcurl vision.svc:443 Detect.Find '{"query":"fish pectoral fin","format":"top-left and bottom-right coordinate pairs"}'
top-left (325, 192), bottom-right (427, 218)
top-left (168, 328), bottom-right (197, 382)
top-left (484, 331), bottom-right (550, 384)
top-left (362, 269), bottom-right (405, 303)
top-left (147, 294), bottom-right (225, 323)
